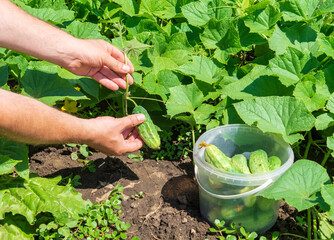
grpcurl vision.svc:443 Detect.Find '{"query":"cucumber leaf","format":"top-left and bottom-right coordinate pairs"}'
top-left (243, 5), bottom-right (282, 36)
top-left (259, 160), bottom-right (331, 211)
top-left (268, 47), bottom-right (319, 86)
top-left (178, 55), bottom-right (223, 84)
top-left (20, 61), bottom-right (88, 106)
top-left (234, 96), bottom-right (315, 144)
top-left (112, 0), bottom-right (139, 16)
top-left (279, 0), bottom-right (322, 22)
top-left (315, 113), bottom-right (334, 131)
top-left (322, 184), bottom-right (334, 220)
top-left (293, 72), bottom-right (330, 112)
top-left (166, 83), bottom-right (204, 118)
top-left (0, 138), bottom-right (29, 180)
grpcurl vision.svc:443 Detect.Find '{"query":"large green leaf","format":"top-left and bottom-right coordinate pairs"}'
top-left (200, 19), bottom-right (230, 49)
top-left (20, 61), bottom-right (87, 106)
top-left (268, 24), bottom-right (319, 55)
top-left (65, 21), bottom-right (107, 40)
top-left (142, 70), bottom-right (182, 101)
top-left (268, 47), bottom-right (319, 86)
top-left (243, 5), bottom-right (282, 36)
top-left (0, 155), bottom-right (20, 175)
top-left (279, 0), bottom-right (322, 22)
top-left (234, 96), bottom-right (315, 144)
top-left (0, 175), bottom-right (90, 225)
top-left (318, 0), bottom-right (334, 13)
top-left (166, 83), bottom-right (204, 118)
top-left (319, 35), bottom-right (334, 59)
top-left (293, 72), bottom-right (330, 112)
top-left (259, 160), bottom-right (331, 211)
top-left (322, 184), bottom-right (334, 220)
top-left (214, 23), bottom-right (242, 64)
top-left (193, 103), bottom-right (216, 125)
top-left (181, 0), bottom-right (232, 27)
top-left (315, 113), bottom-right (334, 130)
top-left (326, 92), bottom-right (334, 114)
top-left (162, 0), bottom-right (193, 19)
top-left (0, 214), bottom-right (34, 240)
top-left (0, 138), bottom-right (29, 180)
top-left (126, 38), bottom-right (152, 60)
top-left (13, 2), bottom-right (74, 24)
top-left (178, 55), bottom-right (223, 84)
top-left (148, 33), bottom-right (194, 74)
top-left (139, 0), bottom-right (166, 17)
top-left (112, 0), bottom-right (139, 16)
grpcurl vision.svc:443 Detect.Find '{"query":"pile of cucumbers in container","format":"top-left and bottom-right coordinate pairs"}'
top-left (199, 142), bottom-right (282, 232)
top-left (199, 142), bottom-right (282, 174)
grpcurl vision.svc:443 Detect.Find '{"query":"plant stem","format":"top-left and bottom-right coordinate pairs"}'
top-left (303, 131), bottom-right (313, 159)
top-left (191, 127), bottom-right (195, 149)
top-left (280, 233), bottom-right (308, 240)
top-left (307, 209), bottom-right (312, 240)
top-left (127, 97), bottom-right (137, 107)
top-left (123, 53), bottom-right (130, 116)
top-left (129, 96), bottom-right (165, 103)
top-left (313, 207), bottom-right (334, 235)
top-left (321, 150), bottom-right (332, 166)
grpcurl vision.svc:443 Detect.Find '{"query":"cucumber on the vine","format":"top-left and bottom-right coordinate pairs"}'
top-left (132, 105), bottom-right (160, 150)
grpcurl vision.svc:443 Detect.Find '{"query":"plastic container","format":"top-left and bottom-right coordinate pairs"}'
top-left (193, 124), bottom-right (294, 233)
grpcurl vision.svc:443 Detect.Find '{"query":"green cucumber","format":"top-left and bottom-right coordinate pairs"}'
top-left (231, 154), bottom-right (251, 174)
top-left (268, 156), bottom-right (282, 170)
top-left (132, 105), bottom-right (160, 150)
top-left (199, 142), bottom-right (240, 173)
top-left (248, 149), bottom-right (270, 173)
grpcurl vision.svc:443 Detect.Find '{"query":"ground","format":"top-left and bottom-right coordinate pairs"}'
top-left (29, 145), bottom-right (305, 240)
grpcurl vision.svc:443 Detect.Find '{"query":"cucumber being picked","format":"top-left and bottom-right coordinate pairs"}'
top-left (132, 105), bottom-right (161, 150)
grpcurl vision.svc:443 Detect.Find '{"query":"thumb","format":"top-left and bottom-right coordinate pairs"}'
top-left (120, 114), bottom-right (146, 130)
top-left (104, 55), bottom-right (131, 74)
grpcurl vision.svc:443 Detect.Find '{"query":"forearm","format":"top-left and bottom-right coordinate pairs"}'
top-left (0, 0), bottom-right (77, 68)
top-left (0, 89), bottom-right (90, 145)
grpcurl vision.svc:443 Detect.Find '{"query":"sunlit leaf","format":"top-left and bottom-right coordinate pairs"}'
top-left (259, 160), bottom-right (331, 211)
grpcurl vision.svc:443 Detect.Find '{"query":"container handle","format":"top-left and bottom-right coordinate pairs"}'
top-left (195, 166), bottom-right (273, 199)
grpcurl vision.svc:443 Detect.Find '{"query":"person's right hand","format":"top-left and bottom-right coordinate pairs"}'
top-left (83, 113), bottom-right (145, 156)
top-left (62, 39), bottom-right (135, 91)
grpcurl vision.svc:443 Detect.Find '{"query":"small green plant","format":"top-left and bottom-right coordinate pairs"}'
top-left (37, 183), bottom-right (138, 240)
top-left (68, 144), bottom-right (96, 172)
top-left (131, 191), bottom-right (144, 200)
top-left (128, 151), bottom-right (144, 162)
top-left (59, 174), bottom-right (82, 188)
top-left (207, 219), bottom-right (279, 240)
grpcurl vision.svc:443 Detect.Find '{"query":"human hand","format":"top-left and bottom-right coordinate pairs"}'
top-left (83, 114), bottom-right (145, 156)
top-left (63, 39), bottom-right (134, 91)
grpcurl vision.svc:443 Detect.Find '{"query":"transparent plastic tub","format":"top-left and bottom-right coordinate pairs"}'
top-left (193, 124), bottom-right (294, 233)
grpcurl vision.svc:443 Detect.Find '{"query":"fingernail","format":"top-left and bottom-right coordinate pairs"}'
top-left (137, 114), bottom-right (145, 121)
top-left (122, 64), bottom-right (130, 72)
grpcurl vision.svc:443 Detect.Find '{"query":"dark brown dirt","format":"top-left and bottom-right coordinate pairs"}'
top-left (29, 145), bottom-right (306, 240)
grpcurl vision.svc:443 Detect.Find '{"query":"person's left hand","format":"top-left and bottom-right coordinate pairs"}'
top-left (63, 39), bottom-right (134, 91)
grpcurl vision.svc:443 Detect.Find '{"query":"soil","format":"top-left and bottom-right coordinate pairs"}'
top-left (29, 145), bottom-right (306, 240)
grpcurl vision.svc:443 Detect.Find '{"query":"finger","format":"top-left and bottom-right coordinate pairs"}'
top-left (108, 45), bottom-right (135, 72)
top-left (122, 128), bottom-right (134, 139)
top-left (92, 72), bottom-right (119, 90)
top-left (100, 66), bottom-right (127, 89)
top-left (126, 128), bottom-right (140, 141)
top-left (120, 114), bottom-right (145, 131)
top-left (123, 138), bottom-right (144, 153)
